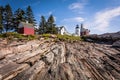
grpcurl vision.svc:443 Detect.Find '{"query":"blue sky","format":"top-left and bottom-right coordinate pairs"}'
top-left (0, 0), bottom-right (120, 34)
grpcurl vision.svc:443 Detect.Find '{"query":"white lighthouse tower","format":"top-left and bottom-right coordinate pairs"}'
top-left (75, 24), bottom-right (80, 36)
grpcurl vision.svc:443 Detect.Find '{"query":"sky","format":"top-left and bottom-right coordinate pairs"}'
top-left (0, 0), bottom-right (120, 34)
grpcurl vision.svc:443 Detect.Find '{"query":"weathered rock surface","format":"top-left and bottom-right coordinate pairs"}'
top-left (0, 39), bottom-right (120, 80)
top-left (113, 40), bottom-right (120, 47)
top-left (86, 31), bottom-right (120, 41)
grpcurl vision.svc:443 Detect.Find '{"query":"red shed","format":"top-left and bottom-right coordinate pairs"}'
top-left (18, 22), bottom-right (34, 35)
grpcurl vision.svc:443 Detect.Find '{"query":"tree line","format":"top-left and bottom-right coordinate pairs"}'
top-left (38, 15), bottom-right (58, 34)
top-left (0, 4), bottom-right (36, 33)
top-left (0, 4), bottom-right (58, 34)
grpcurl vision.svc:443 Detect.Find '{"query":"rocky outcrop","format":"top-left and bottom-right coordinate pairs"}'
top-left (86, 31), bottom-right (120, 41)
top-left (112, 40), bottom-right (120, 47)
top-left (0, 39), bottom-right (120, 80)
top-left (85, 31), bottom-right (120, 47)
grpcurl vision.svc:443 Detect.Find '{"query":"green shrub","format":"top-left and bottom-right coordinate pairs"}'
top-left (0, 32), bottom-right (37, 41)
top-left (56, 34), bottom-right (82, 42)
top-left (0, 32), bottom-right (83, 42)
top-left (42, 34), bottom-right (51, 38)
top-left (27, 35), bottom-right (36, 40)
top-left (0, 34), bottom-right (3, 38)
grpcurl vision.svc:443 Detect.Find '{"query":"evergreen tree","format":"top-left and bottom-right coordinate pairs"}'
top-left (3, 4), bottom-right (13, 32)
top-left (14, 8), bottom-right (25, 22)
top-left (13, 8), bottom-right (25, 31)
top-left (0, 6), bottom-right (3, 33)
top-left (39, 16), bottom-right (47, 34)
top-left (47, 15), bottom-right (57, 34)
top-left (25, 6), bottom-right (36, 26)
top-left (47, 14), bottom-right (54, 24)
top-left (0, 24), bottom-right (3, 33)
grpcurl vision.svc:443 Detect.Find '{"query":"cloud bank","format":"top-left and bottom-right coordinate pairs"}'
top-left (69, 2), bottom-right (84, 10)
top-left (94, 6), bottom-right (120, 31)
top-left (68, 0), bottom-right (88, 14)
top-left (62, 17), bottom-right (84, 23)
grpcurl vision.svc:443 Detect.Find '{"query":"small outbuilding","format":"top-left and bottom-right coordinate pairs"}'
top-left (18, 22), bottom-right (34, 35)
top-left (58, 26), bottom-right (71, 35)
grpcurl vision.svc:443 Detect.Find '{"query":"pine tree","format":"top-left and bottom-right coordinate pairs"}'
top-left (3, 4), bottom-right (13, 32)
top-left (25, 6), bottom-right (36, 26)
top-left (47, 14), bottom-right (54, 24)
top-left (39, 16), bottom-right (46, 34)
top-left (0, 24), bottom-right (3, 33)
top-left (14, 8), bottom-right (25, 22)
top-left (0, 6), bottom-right (3, 33)
top-left (13, 8), bottom-right (25, 31)
top-left (47, 15), bottom-right (57, 34)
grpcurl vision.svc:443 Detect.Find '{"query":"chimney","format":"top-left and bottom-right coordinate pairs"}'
top-left (26, 20), bottom-right (28, 24)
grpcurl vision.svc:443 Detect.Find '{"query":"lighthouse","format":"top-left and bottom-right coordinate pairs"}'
top-left (75, 24), bottom-right (80, 36)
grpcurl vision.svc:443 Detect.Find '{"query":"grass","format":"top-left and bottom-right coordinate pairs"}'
top-left (0, 32), bottom-right (37, 41)
top-left (42, 34), bottom-right (51, 38)
top-left (0, 32), bottom-right (83, 43)
top-left (41, 34), bottom-right (82, 42)
top-left (56, 34), bottom-right (82, 42)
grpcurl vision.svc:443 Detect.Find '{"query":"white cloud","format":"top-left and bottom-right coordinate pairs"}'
top-left (94, 6), bottom-right (120, 31)
top-left (68, 0), bottom-right (88, 10)
top-left (69, 3), bottom-right (84, 10)
top-left (62, 17), bottom-right (84, 22)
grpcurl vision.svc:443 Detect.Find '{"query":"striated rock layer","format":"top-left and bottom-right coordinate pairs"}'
top-left (0, 39), bottom-right (120, 80)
